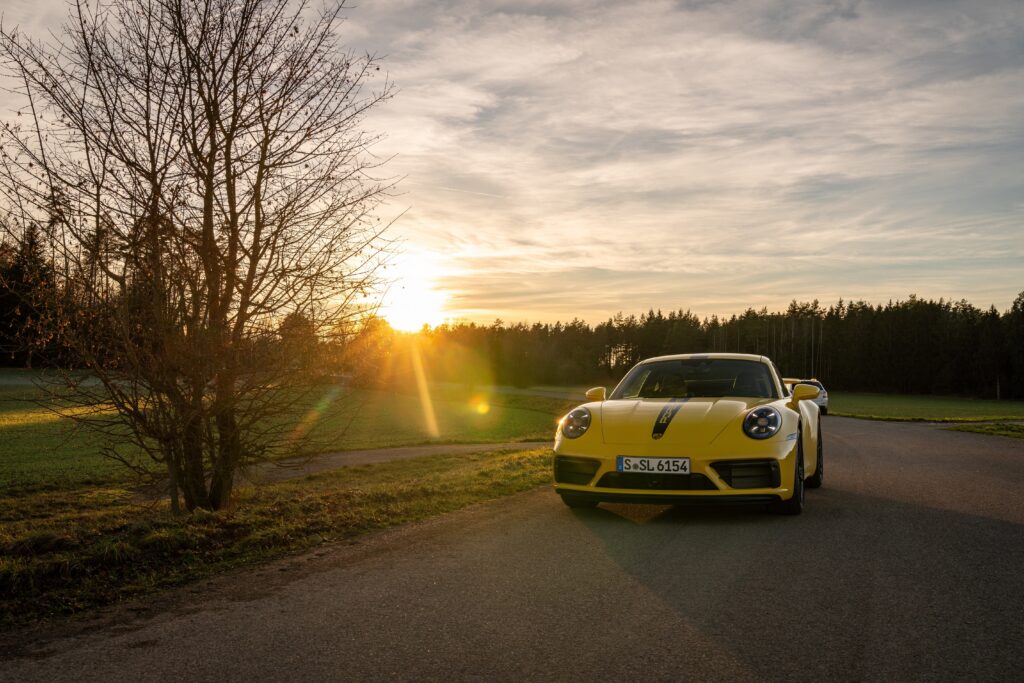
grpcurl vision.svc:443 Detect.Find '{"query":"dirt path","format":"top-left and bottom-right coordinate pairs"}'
top-left (129, 440), bottom-right (551, 500)
top-left (240, 441), bottom-right (552, 485)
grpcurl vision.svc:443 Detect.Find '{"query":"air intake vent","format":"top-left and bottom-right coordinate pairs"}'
top-left (713, 460), bottom-right (780, 489)
top-left (554, 456), bottom-right (600, 485)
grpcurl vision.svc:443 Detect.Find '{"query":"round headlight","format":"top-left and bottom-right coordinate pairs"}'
top-left (561, 407), bottom-right (592, 439)
top-left (743, 407), bottom-right (781, 439)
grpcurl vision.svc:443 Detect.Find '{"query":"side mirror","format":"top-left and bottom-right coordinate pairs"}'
top-left (789, 383), bottom-right (820, 406)
top-left (585, 386), bottom-right (607, 402)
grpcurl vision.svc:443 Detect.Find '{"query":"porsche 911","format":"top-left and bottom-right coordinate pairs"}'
top-left (552, 353), bottom-right (823, 514)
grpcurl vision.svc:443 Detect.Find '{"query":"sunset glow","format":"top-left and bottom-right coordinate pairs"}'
top-left (11, 0), bottom-right (1024, 323)
top-left (380, 252), bottom-right (450, 332)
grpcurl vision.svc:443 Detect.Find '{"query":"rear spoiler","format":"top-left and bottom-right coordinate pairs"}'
top-left (782, 377), bottom-right (801, 385)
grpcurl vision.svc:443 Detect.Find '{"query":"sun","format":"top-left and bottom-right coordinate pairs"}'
top-left (380, 252), bottom-right (450, 332)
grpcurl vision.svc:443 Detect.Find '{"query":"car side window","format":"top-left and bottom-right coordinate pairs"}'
top-left (617, 368), bottom-right (651, 398)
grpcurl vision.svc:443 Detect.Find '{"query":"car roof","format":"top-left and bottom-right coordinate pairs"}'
top-left (638, 352), bottom-right (769, 364)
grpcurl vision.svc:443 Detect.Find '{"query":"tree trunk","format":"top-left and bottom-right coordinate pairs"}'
top-left (209, 409), bottom-right (240, 510)
top-left (181, 417), bottom-right (211, 510)
top-left (167, 457), bottom-right (181, 515)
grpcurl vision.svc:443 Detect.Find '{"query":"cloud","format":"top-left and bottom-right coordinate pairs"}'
top-left (1, 0), bottom-right (66, 38)
top-left (9, 0), bottom-right (1024, 322)
top-left (352, 0), bottom-right (1024, 321)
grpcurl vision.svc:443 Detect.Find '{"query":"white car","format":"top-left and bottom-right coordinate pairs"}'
top-left (786, 378), bottom-right (828, 415)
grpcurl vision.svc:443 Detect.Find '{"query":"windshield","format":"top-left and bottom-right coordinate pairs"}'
top-left (610, 359), bottom-right (778, 400)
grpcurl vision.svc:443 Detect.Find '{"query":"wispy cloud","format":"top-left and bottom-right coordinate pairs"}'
top-left (350, 0), bottom-right (1024, 321)
top-left (11, 0), bottom-right (1024, 322)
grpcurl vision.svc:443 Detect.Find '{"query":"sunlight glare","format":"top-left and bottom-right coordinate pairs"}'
top-left (469, 395), bottom-right (490, 415)
top-left (410, 340), bottom-right (440, 438)
top-left (381, 252), bottom-right (450, 332)
top-left (288, 386), bottom-right (342, 442)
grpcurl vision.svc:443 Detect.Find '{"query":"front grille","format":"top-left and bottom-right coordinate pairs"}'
top-left (596, 472), bottom-right (718, 491)
top-left (712, 460), bottom-right (780, 489)
top-left (554, 456), bottom-right (600, 485)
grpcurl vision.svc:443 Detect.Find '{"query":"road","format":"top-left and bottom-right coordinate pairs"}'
top-left (3, 417), bottom-right (1023, 681)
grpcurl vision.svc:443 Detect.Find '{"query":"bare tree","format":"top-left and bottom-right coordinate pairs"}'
top-left (0, 0), bottom-right (394, 511)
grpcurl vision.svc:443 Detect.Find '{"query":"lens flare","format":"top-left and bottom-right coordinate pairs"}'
top-left (469, 395), bottom-right (490, 415)
top-left (289, 386), bottom-right (342, 441)
top-left (410, 340), bottom-right (440, 438)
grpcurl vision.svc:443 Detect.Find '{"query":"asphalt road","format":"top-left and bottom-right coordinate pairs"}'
top-left (3, 417), bottom-right (1023, 681)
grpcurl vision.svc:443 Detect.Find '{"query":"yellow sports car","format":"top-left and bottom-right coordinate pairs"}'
top-left (553, 353), bottom-right (823, 514)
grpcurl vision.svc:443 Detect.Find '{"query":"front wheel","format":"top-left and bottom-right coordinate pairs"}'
top-left (806, 422), bottom-right (824, 489)
top-left (560, 493), bottom-right (598, 509)
top-left (772, 439), bottom-right (805, 515)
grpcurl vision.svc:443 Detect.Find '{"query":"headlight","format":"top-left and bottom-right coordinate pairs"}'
top-left (743, 407), bottom-right (781, 439)
top-left (561, 407), bottom-right (592, 439)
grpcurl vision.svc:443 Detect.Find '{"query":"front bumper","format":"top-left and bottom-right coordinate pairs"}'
top-left (553, 446), bottom-right (800, 504)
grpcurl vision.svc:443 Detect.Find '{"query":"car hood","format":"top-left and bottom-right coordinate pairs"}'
top-left (599, 397), bottom-right (774, 446)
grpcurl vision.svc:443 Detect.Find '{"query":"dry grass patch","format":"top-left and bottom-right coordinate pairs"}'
top-left (946, 423), bottom-right (1024, 439)
top-left (0, 447), bottom-right (552, 628)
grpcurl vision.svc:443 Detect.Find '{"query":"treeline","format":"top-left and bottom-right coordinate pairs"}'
top-left (0, 227), bottom-right (54, 366)
top-left (4, 239), bottom-right (1023, 398)
top-left (408, 295), bottom-right (1024, 399)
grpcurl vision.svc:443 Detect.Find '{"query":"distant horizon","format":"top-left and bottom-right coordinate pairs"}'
top-left (409, 289), bottom-right (1024, 330)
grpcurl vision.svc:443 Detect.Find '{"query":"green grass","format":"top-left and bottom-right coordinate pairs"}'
top-left (0, 447), bottom-right (553, 627)
top-left (946, 423), bottom-right (1024, 439)
top-left (0, 383), bottom-right (123, 492)
top-left (0, 376), bottom-right (571, 494)
top-left (327, 384), bottom-right (569, 449)
top-left (827, 391), bottom-right (1024, 422)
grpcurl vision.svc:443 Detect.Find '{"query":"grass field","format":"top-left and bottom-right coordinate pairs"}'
top-left (946, 423), bottom-right (1024, 439)
top-left (827, 392), bottom-right (1024, 422)
top-left (0, 447), bottom-right (552, 626)
top-left (0, 383), bottom-right (118, 492)
top-left (0, 375), bottom-right (571, 494)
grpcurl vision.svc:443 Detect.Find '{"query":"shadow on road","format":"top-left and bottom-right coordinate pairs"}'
top-left (574, 500), bottom-right (777, 525)
top-left (555, 486), bottom-right (1024, 680)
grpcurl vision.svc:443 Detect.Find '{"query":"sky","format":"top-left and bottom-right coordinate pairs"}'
top-left (5, 0), bottom-right (1024, 327)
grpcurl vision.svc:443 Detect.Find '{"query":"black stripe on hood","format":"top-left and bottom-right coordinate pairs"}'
top-left (652, 397), bottom-right (689, 439)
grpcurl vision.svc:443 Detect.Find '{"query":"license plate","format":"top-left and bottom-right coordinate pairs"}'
top-left (616, 456), bottom-right (690, 474)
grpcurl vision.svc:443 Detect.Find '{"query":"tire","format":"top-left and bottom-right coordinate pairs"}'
top-left (560, 493), bottom-right (598, 509)
top-left (805, 421), bottom-right (824, 489)
top-left (772, 436), bottom-right (805, 515)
